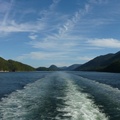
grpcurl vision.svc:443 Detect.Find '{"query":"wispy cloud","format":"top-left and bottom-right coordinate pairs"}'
top-left (17, 0), bottom-right (109, 66)
top-left (58, 4), bottom-right (91, 36)
top-left (16, 51), bottom-right (93, 67)
top-left (28, 33), bottom-right (38, 40)
top-left (30, 39), bottom-right (78, 51)
top-left (89, 0), bottom-right (108, 4)
top-left (38, 0), bottom-right (61, 22)
top-left (1, 0), bottom-right (14, 26)
top-left (76, 56), bottom-right (93, 61)
top-left (0, 0), bottom-right (61, 36)
top-left (50, 0), bottom-right (61, 10)
top-left (0, 20), bottom-right (45, 34)
top-left (87, 38), bottom-right (120, 48)
top-left (0, 2), bottom-right (38, 34)
top-left (16, 51), bottom-right (69, 61)
top-left (29, 2), bottom-right (91, 51)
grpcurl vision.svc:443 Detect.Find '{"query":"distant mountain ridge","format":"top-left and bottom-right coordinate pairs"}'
top-left (75, 51), bottom-right (120, 73)
top-left (36, 65), bottom-right (60, 71)
top-left (49, 65), bottom-right (60, 71)
top-left (66, 64), bottom-right (81, 71)
top-left (36, 67), bottom-right (49, 71)
top-left (2, 51), bottom-right (120, 73)
top-left (36, 64), bottom-right (81, 71)
top-left (0, 57), bottom-right (35, 72)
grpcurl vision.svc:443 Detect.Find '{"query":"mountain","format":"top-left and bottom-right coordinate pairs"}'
top-left (36, 67), bottom-right (49, 71)
top-left (36, 65), bottom-right (60, 71)
top-left (49, 65), bottom-right (60, 71)
top-left (48, 64), bottom-right (81, 71)
top-left (75, 53), bottom-right (114, 71)
top-left (102, 51), bottom-right (120, 73)
top-left (103, 61), bottom-right (120, 73)
top-left (7, 60), bottom-right (35, 72)
top-left (66, 64), bottom-right (81, 71)
top-left (0, 57), bottom-right (9, 71)
top-left (59, 66), bottom-right (68, 70)
top-left (0, 57), bottom-right (35, 72)
top-left (75, 51), bottom-right (120, 72)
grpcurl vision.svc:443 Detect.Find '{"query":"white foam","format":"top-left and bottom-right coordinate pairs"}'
top-left (0, 76), bottom-right (51, 120)
top-left (56, 77), bottom-right (108, 120)
top-left (76, 75), bottom-right (120, 104)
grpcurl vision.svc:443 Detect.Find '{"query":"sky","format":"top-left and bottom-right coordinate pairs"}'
top-left (0, 0), bottom-right (120, 67)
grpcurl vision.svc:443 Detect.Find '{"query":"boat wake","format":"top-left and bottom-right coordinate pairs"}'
top-left (0, 72), bottom-right (109, 120)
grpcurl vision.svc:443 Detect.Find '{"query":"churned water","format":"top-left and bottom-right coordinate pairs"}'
top-left (0, 71), bottom-right (120, 120)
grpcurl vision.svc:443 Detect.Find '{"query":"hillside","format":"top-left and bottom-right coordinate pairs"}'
top-left (0, 57), bottom-right (35, 72)
top-left (36, 67), bottom-right (49, 71)
top-left (75, 51), bottom-right (120, 72)
top-left (36, 65), bottom-right (60, 71)
top-left (49, 65), bottom-right (60, 71)
top-left (66, 64), bottom-right (81, 71)
top-left (0, 57), bottom-right (9, 71)
top-left (103, 61), bottom-right (120, 73)
top-left (36, 64), bottom-right (81, 71)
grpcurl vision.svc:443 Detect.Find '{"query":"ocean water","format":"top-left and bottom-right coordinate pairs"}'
top-left (0, 71), bottom-right (120, 120)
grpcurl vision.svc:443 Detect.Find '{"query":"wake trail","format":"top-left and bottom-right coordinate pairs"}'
top-left (55, 72), bottom-right (108, 120)
top-left (0, 72), bottom-right (108, 120)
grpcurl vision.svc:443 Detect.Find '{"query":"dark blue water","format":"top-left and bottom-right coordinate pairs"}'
top-left (0, 71), bottom-right (51, 99)
top-left (0, 71), bottom-right (120, 120)
top-left (70, 71), bottom-right (120, 89)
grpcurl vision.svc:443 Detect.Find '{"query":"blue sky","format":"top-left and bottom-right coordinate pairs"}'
top-left (0, 0), bottom-right (120, 67)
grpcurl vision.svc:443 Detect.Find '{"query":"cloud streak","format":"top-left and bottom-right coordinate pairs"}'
top-left (29, 2), bottom-right (91, 52)
top-left (58, 4), bottom-right (91, 36)
top-left (89, 0), bottom-right (108, 4)
top-left (87, 38), bottom-right (120, 48)
top-left (16, 51), bottom-right (93, 67)
top-left (16, 51), bottom-right (70, 61)
top-left (0, 20), bottom-right (45, 33)
top-left (0, 0), bottom-right (61, 36)
top-left (1, 0), bottom-right (14, 26)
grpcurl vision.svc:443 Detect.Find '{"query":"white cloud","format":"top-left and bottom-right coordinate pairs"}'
top-left (31, 41), bottom-right (58, 49)
top-left (87, 38), bottom-right (120, 48)
top-left (30, 38), bottom-right (78, 51)
top-left (39, 0), bottom-right (61, 22)
top-left (0, 0), bottom-right (43, 36)
top-left (16, 51), bottom-right (94, 67)
top-left (50, 0), bottom-right (61, 10)
top-left (16, 51), bottom-right (69, 61)
top-left (76, 56), bottom-right (93, 61)
top-left (1, 0), bottom-right (14, 26)
top-left (29, 34), bottom-right (38, 40)
top-left (0, 20), bottom-right (45, 34)
top-left (89, 0), bottom-right (108, 4)
top-left (0, 0), bottom-right (60, 36)
top-left (28, 2), bottom-right (92, 54)
top-left (58, 4), bottom-right (91, 36)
